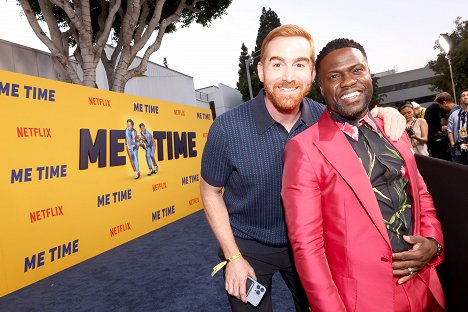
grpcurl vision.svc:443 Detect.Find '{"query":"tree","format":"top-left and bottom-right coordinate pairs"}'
top-left (19, 0), bottom-right (232, 92)
top-left (428, 17), bottom-right (468, 98)
top-left (236, 7), bottom-right (281, 100)
top-left (236, 43), bottom-right (252, 101)
top-left (163, 57), bottom-right (168, 68)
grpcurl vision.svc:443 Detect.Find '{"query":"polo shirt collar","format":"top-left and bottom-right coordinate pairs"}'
top-left (252, 89), bottom-right (315, 134)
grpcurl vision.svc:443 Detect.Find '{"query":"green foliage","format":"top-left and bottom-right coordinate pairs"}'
top-left (236, 7), bottom-right (281, 101)
top-left (236, 43), bottom-right (252, 101)
top-left (307, 79), bottom-right (324, 103)
top-left (428, 17), bottom-right (468, 98)
top-left (23, 0), bottom-right (232, 46)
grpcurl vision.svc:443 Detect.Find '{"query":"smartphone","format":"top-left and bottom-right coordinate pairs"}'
top-left (246, 276), bottom-right (266, 307)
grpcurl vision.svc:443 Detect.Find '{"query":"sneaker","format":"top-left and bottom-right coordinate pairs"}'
top-left (153, 166), bottom-right (158, 174)
top-left (135, 171), bottom-right (140, 179)
top-left (148, 170), bottom-right (153, 176)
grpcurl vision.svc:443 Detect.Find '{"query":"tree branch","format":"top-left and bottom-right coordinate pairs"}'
top-left (80, 0), bottom-right (93, 35)
top-left (120, 0), bottom-right (142, 46)
top-left (133, 0), bottom-right (149, 41)
top-left (19, 0), bottom-right (81, 84)
top-left (94, 0), bottom-right (121, 62)
top-left (129, 0), bottom-right (202, 77)
top-left (48, 0), bottom-right (83, 30)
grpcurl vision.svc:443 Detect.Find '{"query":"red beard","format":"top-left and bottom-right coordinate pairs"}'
top-left (264, 81), bottom-right (311, 111)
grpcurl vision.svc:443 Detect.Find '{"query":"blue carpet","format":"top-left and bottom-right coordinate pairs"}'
top-left (0, 211), bottom-right (296, 311)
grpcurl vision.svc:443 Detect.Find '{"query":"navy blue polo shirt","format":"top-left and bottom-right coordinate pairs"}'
top-left (201, 90), bottom-right (324, 246)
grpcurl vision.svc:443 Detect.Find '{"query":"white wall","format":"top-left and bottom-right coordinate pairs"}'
top-left (0, 40), bottom-right (202, 108)
top-left (196, 84), bottom-right (243, 116)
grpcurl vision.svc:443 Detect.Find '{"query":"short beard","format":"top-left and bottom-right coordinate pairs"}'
top-left (328, 99), bottom-right (370, 120)
top-left (265, 81), bottom-right (311, 111)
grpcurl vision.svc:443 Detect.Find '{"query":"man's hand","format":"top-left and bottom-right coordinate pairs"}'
top-left (392, 235), bottom-right (438, 284)
top-left (370, 106), bottom-right (406, 141)
top-left (224, 256), bottom-right (257, 303)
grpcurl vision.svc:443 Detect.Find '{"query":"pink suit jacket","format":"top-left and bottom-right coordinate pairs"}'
top-left (282, 111), bottom-right (445, 312)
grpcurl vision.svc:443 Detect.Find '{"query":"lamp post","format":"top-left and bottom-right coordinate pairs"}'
top-left (245, 50), bottom-right (261, 100)
top-left (437, 34), bottom-right (457, 104)
top-left (245, 57), bottom-right (254, 100)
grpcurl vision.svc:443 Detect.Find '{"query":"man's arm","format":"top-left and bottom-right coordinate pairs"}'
top-left (447, 113), bottom-right (456, 147)
top-left (200, 178), bottom-right (256, 303)
top-left (370, 106), bottom-right (406, 141)
top-left (282, 139), bottom-right (345, 312)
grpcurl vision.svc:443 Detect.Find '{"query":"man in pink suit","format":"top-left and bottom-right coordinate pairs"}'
top-left (282, 39), bottom-right (446, 312)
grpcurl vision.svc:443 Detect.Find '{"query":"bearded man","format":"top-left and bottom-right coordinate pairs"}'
top-left (200, 25), bottom-right (406, 311)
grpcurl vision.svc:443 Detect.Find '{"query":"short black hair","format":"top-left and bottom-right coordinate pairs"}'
top-left (139, 123), bottom-right (145, 129)
top-left (315, 38), bottom-right (367, 75)
top-left (126, 119), bottom-right (134, 125)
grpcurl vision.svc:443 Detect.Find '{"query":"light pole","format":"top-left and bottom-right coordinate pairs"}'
top-left (245, 50), bottom-right (261, 100)
top-left (437, 34), bottom-right (457, 104)
top-left (245, 57), bottom-right (254, 100)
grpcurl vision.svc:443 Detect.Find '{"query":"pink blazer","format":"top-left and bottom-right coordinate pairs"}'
top-left (282, 111), bottom-right (445, 312)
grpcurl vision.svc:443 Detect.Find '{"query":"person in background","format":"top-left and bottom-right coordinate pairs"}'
top-left (447, 89), bottom-right (468, 165)
top-left (125, 119), bottom-right (140, 179)
top-left (139, 123), bottom-right (158, 175)
top-left (424, 93), bottom-right (452, 160)
top-left (411, 101), bottom-right (426, 118)
top-left (399, 102), bottom-right (429, 156)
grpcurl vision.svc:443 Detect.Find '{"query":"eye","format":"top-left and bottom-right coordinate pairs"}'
top-left (271, 62), bottom-right (282, 68)
top-left (295, 62), bottom-right (307, 69)
top-left (353, 67), bottom-right (365, 74)
top-left (329, 73), bottom-right (340, 81)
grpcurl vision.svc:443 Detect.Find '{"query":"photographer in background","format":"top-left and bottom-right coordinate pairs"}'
top-left (424, 92), bottom-right (456, 160)
top-left (399, 102), bottom-right (429, 156)
top-left (448, 89), bottom-right (468, 165)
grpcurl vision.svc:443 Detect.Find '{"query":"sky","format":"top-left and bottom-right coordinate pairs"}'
top-left (1, 0), bottom-right (467, 90)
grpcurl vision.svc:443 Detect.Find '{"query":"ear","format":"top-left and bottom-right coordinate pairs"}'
top-left (311, 68), bottom-right (316, 84)
top-left (257, 61), bottom-right (264, 83)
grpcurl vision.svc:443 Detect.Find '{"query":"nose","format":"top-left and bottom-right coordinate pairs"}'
top-left (341, 74), bottom-right (357, 88)
top-left (282, 65), bottom-right (294, 82)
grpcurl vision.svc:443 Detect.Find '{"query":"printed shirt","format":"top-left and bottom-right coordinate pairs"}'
top-left (332, 111), bottom-right (413, 252)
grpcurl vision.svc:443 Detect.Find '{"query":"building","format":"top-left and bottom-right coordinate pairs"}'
top-left (0, 39), bottom-right (242, 117)
top-left (195, 85), bottom-right (243, 119)
top-left (375, 66), bottom-right (440, 108)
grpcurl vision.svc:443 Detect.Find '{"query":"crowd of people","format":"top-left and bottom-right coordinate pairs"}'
top-left (399, 90), bottom-right (468, 165)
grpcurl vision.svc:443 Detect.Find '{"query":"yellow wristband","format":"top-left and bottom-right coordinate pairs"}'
top-left (211, 252), bottom-right (242, 277)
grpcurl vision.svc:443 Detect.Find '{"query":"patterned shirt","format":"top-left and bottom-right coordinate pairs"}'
top-left (331, 110), bottom-right (413, 252)
top-left (201, 90), bottom-right (325, 246)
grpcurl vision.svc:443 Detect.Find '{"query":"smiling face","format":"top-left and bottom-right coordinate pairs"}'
top-left (318, 47), bottom-right (373, 119)
top-left (257, 36), bottom-right (314, 111)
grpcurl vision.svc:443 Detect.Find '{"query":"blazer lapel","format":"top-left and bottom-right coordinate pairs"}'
top-left (315, 112), bottom-right (391, 246)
